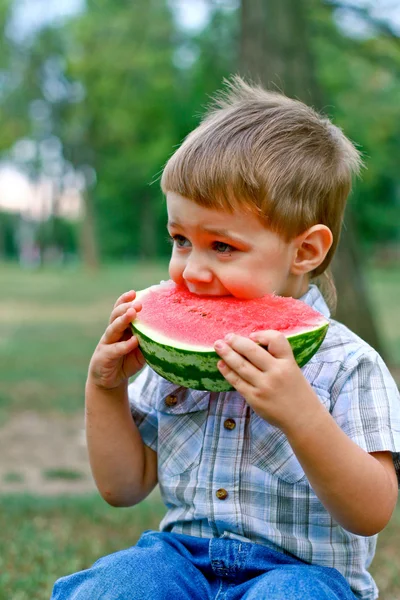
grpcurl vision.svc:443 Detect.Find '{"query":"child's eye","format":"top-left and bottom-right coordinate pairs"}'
top-left (213, 241), bottom-right (235, 254)
top-left (170, 234), bottom-right (191, 248)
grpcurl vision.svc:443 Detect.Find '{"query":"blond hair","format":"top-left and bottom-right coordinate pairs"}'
top-left (161, 76), bottom-right (362, 308)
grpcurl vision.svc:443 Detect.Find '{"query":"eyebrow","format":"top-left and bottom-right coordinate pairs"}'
top-left (167, 221), bottom-right (249, 246)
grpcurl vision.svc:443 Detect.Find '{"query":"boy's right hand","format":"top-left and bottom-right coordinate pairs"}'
top-left (88, 290), bottom-right (146, 391)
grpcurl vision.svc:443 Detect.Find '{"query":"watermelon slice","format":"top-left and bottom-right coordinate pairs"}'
top-left (132, 281), bottom-right (329, 392)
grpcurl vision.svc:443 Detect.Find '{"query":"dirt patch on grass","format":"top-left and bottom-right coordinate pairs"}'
top-left (0, 411), bottom-right (96, 495)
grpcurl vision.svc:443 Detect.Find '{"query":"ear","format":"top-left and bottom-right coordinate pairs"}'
top-left (291, 225), bottom-right (333, 275)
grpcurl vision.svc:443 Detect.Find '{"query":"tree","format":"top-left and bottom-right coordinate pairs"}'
top-left (239, 0), bottom-right (386, 358)
top-left (59, 0), bottom-right (179, 262)
top-left (0, 0), bottom-right (31, 153)
top-left (1, 0), bottom-right (398, 279)
top-left (240, 0), bottom-right (323, 106)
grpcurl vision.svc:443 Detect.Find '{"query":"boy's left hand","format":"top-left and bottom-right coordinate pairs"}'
top-left (214, 331), bottom-right (322, 433)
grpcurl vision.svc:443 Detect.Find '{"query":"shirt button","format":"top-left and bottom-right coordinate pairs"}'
top-left (165, 394), bottom-right (178, 407)
top-left (224, 418), bottom-right (236, 430)
top-left (216, 488), bottom-right (229, 500)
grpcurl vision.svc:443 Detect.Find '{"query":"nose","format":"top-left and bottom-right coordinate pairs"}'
top-left (182, 251), bottom-right (213, 283)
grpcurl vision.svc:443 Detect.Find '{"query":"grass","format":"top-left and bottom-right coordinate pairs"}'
top-left (0, 493), bottom-right (166, 600)
top-left (373, 503), bottom-right (400, 600)
top-left (2, 472), bottom-right (25, 484)
top-left (0, 261), bottom-right (169, 417)
top-left (42, 468), bottom-right (85, 481)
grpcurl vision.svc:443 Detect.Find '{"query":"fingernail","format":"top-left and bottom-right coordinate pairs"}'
top-left (214, 340), bottom-right (225, 350)
top-left (225, 333), bottom-right (234, 342)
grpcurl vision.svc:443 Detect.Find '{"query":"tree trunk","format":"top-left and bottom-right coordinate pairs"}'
top-left (240, 0), bottom-right (324, 106)
top-left (331, 215), bottom-right (383, 352)
top-left (239, 0), bottom-right (387, 359)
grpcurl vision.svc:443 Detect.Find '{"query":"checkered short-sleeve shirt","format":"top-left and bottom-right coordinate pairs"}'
top-left (128, 285), bottom-right (400, 600)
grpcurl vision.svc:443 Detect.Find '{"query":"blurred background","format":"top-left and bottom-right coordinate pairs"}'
top-left (0, 1), bottom-right (399, 598)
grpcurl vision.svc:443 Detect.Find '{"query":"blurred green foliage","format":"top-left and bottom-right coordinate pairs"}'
top-left (0, 0), bottom-right (399, 260)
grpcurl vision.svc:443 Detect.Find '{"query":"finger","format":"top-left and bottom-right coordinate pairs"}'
top-left (249, 330), bottom-right (293, 359)
top-left (109, 300), bottom-right (142, 325)
top-left (214, 340), bottom-right (260, 385)
top-left (103, 306), bottom-right (138, 344)
top-left (109, 335), bottom-right (140, 358)
top-left (217, 360), bottom-right (255, 397)
top-left (123, 345), bottom-right (147, 376)
top-left (113, 290), bottom-right (137, 311)
top-left (222, 333), bottom-right (271, 371)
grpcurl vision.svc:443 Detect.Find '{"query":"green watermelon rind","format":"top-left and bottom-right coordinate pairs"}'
top-left (131, 320), bottom-right (329, 392)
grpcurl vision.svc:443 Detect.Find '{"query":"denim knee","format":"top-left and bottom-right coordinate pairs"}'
top-left (241, 565), bottom-right (355, 600)
top-left (51, 533), bottom-right (212, 600)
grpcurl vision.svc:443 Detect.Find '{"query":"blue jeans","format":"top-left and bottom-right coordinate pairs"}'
top-left (51, 530), bottom-right (357, 599)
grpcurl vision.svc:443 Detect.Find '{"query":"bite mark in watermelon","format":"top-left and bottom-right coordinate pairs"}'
top-left (132, 281), bottom-right (329, 392)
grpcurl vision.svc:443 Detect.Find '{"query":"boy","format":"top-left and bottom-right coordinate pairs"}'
top-left (52, 77), bottom-right (400, 600)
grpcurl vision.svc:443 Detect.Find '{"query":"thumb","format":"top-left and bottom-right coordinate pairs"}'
top-left (249, 330), bottom-right (293, 359)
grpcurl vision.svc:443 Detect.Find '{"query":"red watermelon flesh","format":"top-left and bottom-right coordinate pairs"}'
top-left (137, 280), bottom-right (326, 347)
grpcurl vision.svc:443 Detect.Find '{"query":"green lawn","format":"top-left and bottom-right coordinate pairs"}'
top-left (0, 261), bottom-right (169, 417)
top-left (0, 261), bottom-right (399, 599)
top-left (0, 493), bottom-right (166, 600)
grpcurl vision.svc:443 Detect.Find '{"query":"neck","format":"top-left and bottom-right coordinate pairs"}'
top-left (284, 274), bottom-right (310, 299)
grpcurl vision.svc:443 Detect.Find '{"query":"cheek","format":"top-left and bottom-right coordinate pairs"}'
top-left (221, 275), bottom-right (269, 299)
top-left (168, 256), bottom-right (184, 285)
top-left (229, 284), bottom-right (272, 299)
top-left (220, 266), bottom-right (278, 299)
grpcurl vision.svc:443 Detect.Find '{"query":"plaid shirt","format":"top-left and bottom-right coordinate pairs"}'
top-left (128, 285), bottom-right (400, 600)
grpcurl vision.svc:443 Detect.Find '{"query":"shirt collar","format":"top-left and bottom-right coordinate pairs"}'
top-left (299, 284), bottom-right (331, 319)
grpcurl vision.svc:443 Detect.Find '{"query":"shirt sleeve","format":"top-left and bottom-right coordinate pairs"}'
top-left (332, 350), bottom-right (400, 485)
top-left (128, 366), bottom-right (159, 452)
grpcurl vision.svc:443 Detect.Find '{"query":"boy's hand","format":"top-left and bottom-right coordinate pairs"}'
top-left (214, 330), bottom-right (322, 432)
top-left (88, 290), bottom-right (146, 391)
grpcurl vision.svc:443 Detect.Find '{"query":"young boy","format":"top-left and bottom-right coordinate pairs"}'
top-left (51, 77), bottom-right (400, 600)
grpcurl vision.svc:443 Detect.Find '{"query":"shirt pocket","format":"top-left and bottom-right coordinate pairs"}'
top-left (250, 390), bottom-right (331, 485)
top-left (250, 414), bottom-right (307, 484)
top-left (156, 386), bottom-right (210, 477)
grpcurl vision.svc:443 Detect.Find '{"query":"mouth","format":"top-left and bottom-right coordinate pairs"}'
top-left (185, 286), bottom-right (230, 298)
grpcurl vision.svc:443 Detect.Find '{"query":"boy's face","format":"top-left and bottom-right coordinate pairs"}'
top-left (166, 192), bottom-right (306, 299)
